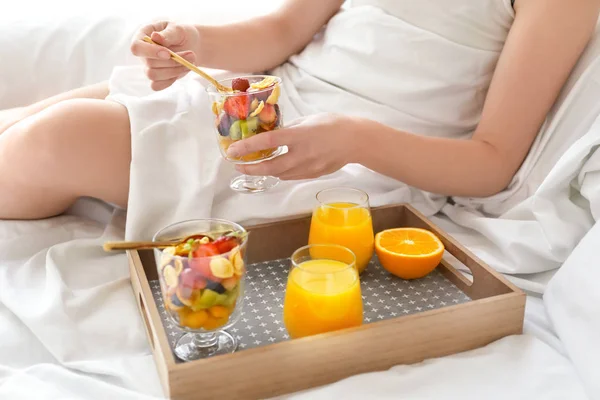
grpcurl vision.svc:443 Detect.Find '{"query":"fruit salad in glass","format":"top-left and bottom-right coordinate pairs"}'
top-left (207, 75), bottom-right (283, 193)
top-left (153, 219), bottom-right (248, 361)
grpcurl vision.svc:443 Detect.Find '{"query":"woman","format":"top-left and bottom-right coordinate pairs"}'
top-left (0, 0), bottom-right (598, 220)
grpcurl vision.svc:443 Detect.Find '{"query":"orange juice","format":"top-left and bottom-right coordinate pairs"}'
top-left (309, 202), bottom-right (374, 273)
top-left (283, 259), bottom-right (363, 339)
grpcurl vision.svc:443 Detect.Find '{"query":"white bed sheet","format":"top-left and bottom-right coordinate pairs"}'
top-left (2, 2), bottom-right (600, 400)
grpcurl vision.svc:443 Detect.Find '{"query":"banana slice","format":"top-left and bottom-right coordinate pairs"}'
top-left (249, 101), bottom-right (265, 117)
top-left (229, 249), bottom-right (245, 276)
top-left (163, 265), bottom-right (178, 288)
top-left (266, 85), bottom-right (280, 104)
top-left (160, 247), bottom-right (176, 269)
top-left (250, 76), bottom-right (277, 90)
top-left (210, 257), bottom-right (234, 279)
top-left (174, 259), bottom-right (184, 275)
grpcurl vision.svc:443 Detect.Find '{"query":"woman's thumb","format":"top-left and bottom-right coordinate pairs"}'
top-left (151, 24), bottom-right (183, 47)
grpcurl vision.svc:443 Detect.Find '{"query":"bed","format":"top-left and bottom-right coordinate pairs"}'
top-left (1, 2), bottom-right (599, 399)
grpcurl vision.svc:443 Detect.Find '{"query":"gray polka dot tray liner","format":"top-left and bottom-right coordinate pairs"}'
top-left (150, 255), bottom-right (472, 363)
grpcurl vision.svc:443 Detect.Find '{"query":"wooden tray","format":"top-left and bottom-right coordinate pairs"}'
top-left (128, 204), bottom-right (525, 400)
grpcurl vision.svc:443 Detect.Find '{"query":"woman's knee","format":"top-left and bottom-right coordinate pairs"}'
top-left (1, 98), bottom-right (131, 201)
top-left (23, 98), bottom-right (129, 151)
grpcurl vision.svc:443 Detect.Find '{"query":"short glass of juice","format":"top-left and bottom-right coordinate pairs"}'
top-left (283, 244), bottom-right (363, 339)
top-left (308, 187), bottom-right (375, 274)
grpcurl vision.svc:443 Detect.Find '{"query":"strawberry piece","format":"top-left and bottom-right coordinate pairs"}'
top-left (189, 243), bottom-right (220, 279)
top-left (223, 95), bottom-right (250, 120)
top-left (231, 78), bottom-right (250, 92)
top-left (191, 243), bottom-right (219, 258)
top-left (213, 236), bottom-right (238, 254)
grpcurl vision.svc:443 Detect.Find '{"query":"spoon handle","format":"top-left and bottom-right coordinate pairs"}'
top-left (102, 240), bottom-right (176, 252)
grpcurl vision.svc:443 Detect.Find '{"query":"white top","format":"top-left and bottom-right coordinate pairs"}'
top-left (275, 0), bottom-right (515, 139)
top-left (351, 0), bottom-right (515, 50)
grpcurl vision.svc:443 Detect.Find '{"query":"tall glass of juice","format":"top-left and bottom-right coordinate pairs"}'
top-left (283, 244), bottom-right (363, 339)
top-left (308, 187), bottom-right (374, 274)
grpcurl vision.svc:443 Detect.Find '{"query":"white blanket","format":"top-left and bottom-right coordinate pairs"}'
top-left (2, 3), bottom-right (600, 400)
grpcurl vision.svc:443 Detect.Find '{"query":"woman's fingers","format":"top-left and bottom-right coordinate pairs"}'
top-left (131, 22), bottom-right (188, 61)
top-left (150, 24), bottom-right (186, 48)
top-left (142, 51), bottom-right (195, 89)
top-left (236, 151), bottom-right (301, 177)
top-left (144, 51), bottom-right (195, 68)
top-left (146, 66), bottom-right (189, 82)
top-left (131, 22), bottom-right (169, 59)
top-left (130, 39), bottom-right (170, 60)
top-left (227, 129), bottom-right (290, 159)
top-left (142, 21), bottom-right (169, 37)
top-left (130, 21), bottom-right (197, 91)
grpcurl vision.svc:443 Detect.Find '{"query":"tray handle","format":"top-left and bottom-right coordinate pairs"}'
top-left (138, 292), bottom-right (156, 351)
top-left (439, 258), bottom-right (472, 287)
top-left (403, 205), bottom-right (516, 300)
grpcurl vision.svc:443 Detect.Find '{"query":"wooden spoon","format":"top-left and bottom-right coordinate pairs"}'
top-left (142, 36), bottom-right (232, 93)
top-left (103, 231), bottom-right (248, 252)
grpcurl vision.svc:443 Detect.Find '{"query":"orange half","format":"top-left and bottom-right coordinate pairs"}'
top-left (375, 228), bottom-right (444, 280)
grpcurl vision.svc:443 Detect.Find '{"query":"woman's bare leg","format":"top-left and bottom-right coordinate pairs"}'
top-left (0, 98), bottom-right (131, 220)
top-left (0, 107), bottom-right (27, 136)
top-left (0, 82), bottom-right (109, 136)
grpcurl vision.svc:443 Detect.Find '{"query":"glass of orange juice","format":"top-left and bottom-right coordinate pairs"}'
top-left (308, 187), bottom-right (374, 274)
top-left (283, 244), bottom-right (363, 339)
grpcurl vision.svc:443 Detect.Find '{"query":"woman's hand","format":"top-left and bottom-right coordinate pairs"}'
top-left (226, 113), bottom-right (360, 180)
top-left (130, 21), bottom-right (201, 91)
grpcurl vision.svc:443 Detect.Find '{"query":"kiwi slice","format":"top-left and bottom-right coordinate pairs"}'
top-left (214, 293), bottom-right (229, 306)
top-left (243, 117), bottom-right (259, 139)
top-left (221, 292), bottom-right (238, 307)
top-left (192, 289), bottom-right (219, 310)
top-left (229, 120), bottom-right (243, 140)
